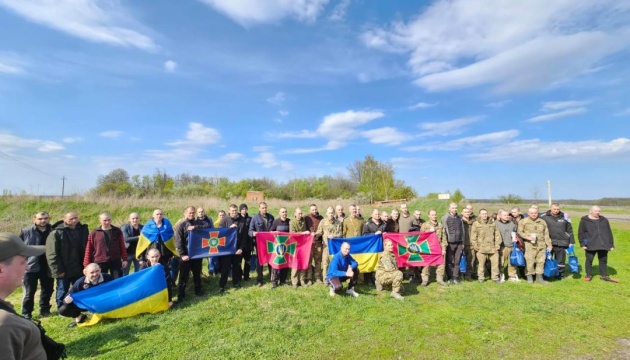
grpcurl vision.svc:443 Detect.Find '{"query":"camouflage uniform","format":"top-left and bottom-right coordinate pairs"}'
top-left (420, 220), bottom-right (446, 284)
top-left (315, 217), bottom-right (343, 282)
top-left (290, 218), bottom-right (309, 286)
top-left (375, 250), bottom-right (404, 294)
top-left (343, 216), bottom-right (364, 238)
top-left (517, 217), bottom-right (552, 276)
top-left (471, 218), bottom-right (501, 281)
top-left (462, 217), bottom-right (476, 279)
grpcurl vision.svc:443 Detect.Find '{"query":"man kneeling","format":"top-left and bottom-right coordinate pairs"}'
top-left (376, 239), bottom-right (404, 300)
top-left (327, 242), bottom-right (360, 297)
top-left (59, 263), bottom-right (113, 327)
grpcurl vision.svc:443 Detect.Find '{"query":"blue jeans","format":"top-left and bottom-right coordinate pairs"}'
top-left (123, 254), bottom-right (141, 276)
top-left (55, 276), bottom-right (80, 310)
top-left (169, 257), bottom-right (179, 286)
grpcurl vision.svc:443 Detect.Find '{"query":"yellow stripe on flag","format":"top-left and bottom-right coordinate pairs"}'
top-left (79, 288), bottom-right (169, 327)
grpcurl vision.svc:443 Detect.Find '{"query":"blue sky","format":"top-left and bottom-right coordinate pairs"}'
top-left (1, 0), bottom-right (629, 199)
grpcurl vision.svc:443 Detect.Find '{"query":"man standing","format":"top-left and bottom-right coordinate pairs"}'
top-left (19, 211), bottom-right (54, 319)
top-left (270, 208), bottom-right (291, 288)
top-left (420, 210), bottom-right (447, 287)
top-left (398, 204), bottom-right (414, 233)
top-left (375, 239), bottom-right (404, 300)
top-left (335, 205), bottom-right (346, 223)
top-left (218, 204), bottom-right (244, 294)
top-left (517, 207), bottom-right (552, 284)
top-left (471, 210), bottom-right (502, 283)
top-left (495, 209), bottom-right (519, 282)
top-left (84, 213), bottom-right (128, 279)
top-left (238, 204), bottom-right (253, 281)
top-left (410, 210), bottom-right (425, 231)
top-left (0, 232), bottom-right (47, 359)
top-left (343, 205), bottom-right (364, 238)
top-left (46, 211), bottom-right (89, 310)
top-left (305, 204), bottom-right (323, 284)
top-left (441, 202), bottom-right (465, 284)
top-left (315, 207), bottom-right (343, 285)
top-left (361, 209), bottom-right (384, 286)
top-left (542, 203), bottom-right (575, 280)
top-left (175, 206), bottom-right (204, 299)
top-left (327, 242), bottom-right (359, 297)
top-left (121, 213), bottom-right (143, 276)
top-left (578, 206), bottom-right (618, 283)
top-left (461, 208), bottom-right (476, 281)
top-left (290, 208), bottom-right (311, 288)
top-left (249, 202), bottom-right (275, 287)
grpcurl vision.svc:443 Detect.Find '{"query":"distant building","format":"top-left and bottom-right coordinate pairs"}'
top-left (247, 191), bottom-right (264, 203)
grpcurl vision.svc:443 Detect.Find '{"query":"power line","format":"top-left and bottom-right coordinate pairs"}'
top-left (0, 149), bottom-right (58, 178)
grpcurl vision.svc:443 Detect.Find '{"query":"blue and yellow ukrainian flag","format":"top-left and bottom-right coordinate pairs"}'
top-left (136, 218), bottom-right (179, 259)
top-left (72, 264), bottom-right (169, 326)
top-left (329, 234), bottom-right (383, 273)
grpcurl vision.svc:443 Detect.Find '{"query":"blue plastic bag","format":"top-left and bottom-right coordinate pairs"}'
top-left (544, 250), bottom-right (559, 278)
top-left (567, 245), bottom-right (579, 273)
top-left (250, 253), bottom-right (258, 272)
top-left (459, 252), bottom-right (467, 273)
top-left (510, 242), bottom-right (525, 267)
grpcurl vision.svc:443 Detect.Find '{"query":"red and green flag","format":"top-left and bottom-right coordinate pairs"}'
top-left (384, 231), bottom-right (444, 267)
top-left (255, 232), bottom-right (313, 270)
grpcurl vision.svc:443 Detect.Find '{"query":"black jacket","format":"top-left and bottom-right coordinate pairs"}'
top-left (578, 215), bottom-right (614, 251)
top-left (19, 224), bottom-right (52, 274)
top-left (219, 215), bottom-right (248, 251)
top-left (175, 218), bottom-right (197, 256)
top-left (46, 222), bottom-right (89, 278)
top-left (362, 218), bottom-right (386, 235)
top-left (541, 210), bottom-right (575, 247)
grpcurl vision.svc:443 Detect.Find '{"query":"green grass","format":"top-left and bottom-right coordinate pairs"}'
top-left (3, 197), bottom-right (630, 359)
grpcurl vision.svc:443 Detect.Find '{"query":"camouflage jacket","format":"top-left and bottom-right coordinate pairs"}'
top-left (517, 217), bottom-right (552, 249)
top-left (315, 217), bottom-right (343, 244)
top-left (290, 218), bottom-right (307, 233)
top-left (420, 220), bottom-right (446, 251)
top-left (471, 218), bottom-right (501, 253)
top-left (376, 250), bottom-right (398, 273)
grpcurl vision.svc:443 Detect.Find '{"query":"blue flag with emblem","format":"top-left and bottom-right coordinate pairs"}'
top-left (187, 227), bottom-right (237, 259)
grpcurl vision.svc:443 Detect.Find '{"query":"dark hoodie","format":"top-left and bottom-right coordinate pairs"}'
top-left (362, 218), bottom-right (386, 235)
top-left (46, 221), bottom-right (89, 278)
top-left (542, 210), bottom-right (575, 247)
top-left (578, 215), bottom-right (614, 251)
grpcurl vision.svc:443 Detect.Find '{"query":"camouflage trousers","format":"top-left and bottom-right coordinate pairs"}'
top-left (376, 270), bottom-right (404, 293)
top-left (421, 262), bottom-right (445, 283)
top-left (525, 243), bottom-right (546, 275)
top-left (309, 241), bottom-right (323, 282)
top-left (321, 241), bottom-right (330, 282)
top-left (464, 246), bottom-right (476, 277)
top-left (476, 252), bottom-right (499, 281)
top-left (499, 246), bottom-right (518, 277)
top-left (291, 268), bottom-right (309, 286)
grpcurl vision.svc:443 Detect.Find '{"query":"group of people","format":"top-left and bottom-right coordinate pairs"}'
top-left (2, 201), bottom-right (618, 331)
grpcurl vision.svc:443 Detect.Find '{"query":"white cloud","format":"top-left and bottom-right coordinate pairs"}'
top-left (614, 108), bottom-right (630, 116)
top-left (284, 110), bottom-right (385, 153)
top-left (526, 107), bottom-right (587, 122)
top-left (541, 100), bottom-right (589, 111)
top-left (252, 145), bottom-right (271, 152)
top-left (0, 61), bottom-right (23, 75)
top-left (362, 127), bottom-right (412, 146)
top-left (0, 132), bottom-right (64, 153)
top-left (418, 116), bottom-right (482, 137)
top-left (253, 151), bottom-right (293, 170)
top-left (404, 129), bottom-right (519, 152)
top-left (62, 137), bottom-right (83, 143)
top-left (272, 118), bottom-right (283, 123)
top-left (168, 122), bottom-right (220, 146)
top-left (164, 60), bottom-right (177, 73)
top-left (363, 0), bottom-right (630, 93)
top-left (469, 138), bottom-right (630, 161)
top-left (408, 102), bottom-right (437, 110)
top-left (277, 130), bottom-right (318, 139)
top-left (266, 91), bottom-right (286, 105)
top-left (486, 100), bottom-right (511, 108)
top-left (0, 0), bottom-right (157, 51)
top-left (329, 0), bottom-right (351, 21)
top-left (99, 130), bottom-right (123, 138)
top-left (198, 0), bottom-right (329, 26)
top-left (279, 110), bottom-right (289, 116)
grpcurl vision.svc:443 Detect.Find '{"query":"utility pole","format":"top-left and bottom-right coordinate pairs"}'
top-left (547, 180), bottom-right (551, 207)
top-left (61, 176), bottom-right (66, 198)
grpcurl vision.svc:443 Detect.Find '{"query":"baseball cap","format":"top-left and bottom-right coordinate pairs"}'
top-left (0, 232), bottom-right (45, 261)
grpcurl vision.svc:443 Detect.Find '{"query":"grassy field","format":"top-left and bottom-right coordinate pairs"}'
top-left (2, 196), bottom-right (630, 359)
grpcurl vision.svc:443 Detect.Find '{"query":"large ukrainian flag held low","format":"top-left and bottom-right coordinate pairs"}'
top-left (136, 218), bottom-right (179, 259)
top-left (329, 234), bottom-right (383, 273)
top-left (188, 227), bottom-right (237, 259)
top-left (71, 264), bottom-right (169, 326)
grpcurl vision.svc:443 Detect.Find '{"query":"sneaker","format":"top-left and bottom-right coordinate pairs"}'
top-left (499, 274), bottom-right (505, 283)
top-left (68, 314), bottom-right (87, 328)
top-left (329, 287), bottom-right (336, 297)
top-left (22, 314), bottom-right (32, 320)
top-left (437, 281), bottom-right (449, 287)
top-left (376, 283), bottom-right (383, 291)
top-left (494, 279), bottom-right (501, 284)
top-left (39, 310), bottom-right (52, 318)
top-left (452, 279), bottom-right (460, 285)
top-left (292, 284), bottom-right (298, 289)
top-left (409, 276), bottom-right (417, 284)
top-left (257, 281), bottom-right (264, 287)
top-left (420, 281), bottom-right (428, 287)
top-left (584, 276), bottom-right (592, 282)
top-left (304, 281), bottom-right (313, 287)
top-left (390, 292), bottom-right (404, 300)
top-left (233, 283), bottom-right (241, 289)
top-left (271, 282), bottom-right (278, 289)
top-left (600, 276), bottom-right (619, 283)
top-left (346, 288), bottom-right (359, 298)
top-left (508, 276), bottom-right (521, 283)
top-left (216, 288), bottom-right (225, 295)
top-left (478, 279), bottom-right (485, 283)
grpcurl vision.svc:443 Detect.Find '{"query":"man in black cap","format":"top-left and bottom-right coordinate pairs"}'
top-left (0, 232), bottom-right (47, 359)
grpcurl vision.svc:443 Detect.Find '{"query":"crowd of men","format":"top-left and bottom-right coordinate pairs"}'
top-left (1, 201), bottom-right (618, 332)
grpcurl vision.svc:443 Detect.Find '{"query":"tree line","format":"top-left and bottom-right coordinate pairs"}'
top-left (92, 155), bottom-right (418, 202)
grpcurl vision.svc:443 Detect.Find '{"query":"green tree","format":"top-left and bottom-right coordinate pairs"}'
top-left (451, 189), bottom-right (465, 203)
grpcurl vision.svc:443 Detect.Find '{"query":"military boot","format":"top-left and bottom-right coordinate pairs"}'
top-left (536, 274), bottom-right (548, 285)
top-left (526, 275), bottom-right (533, 284)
